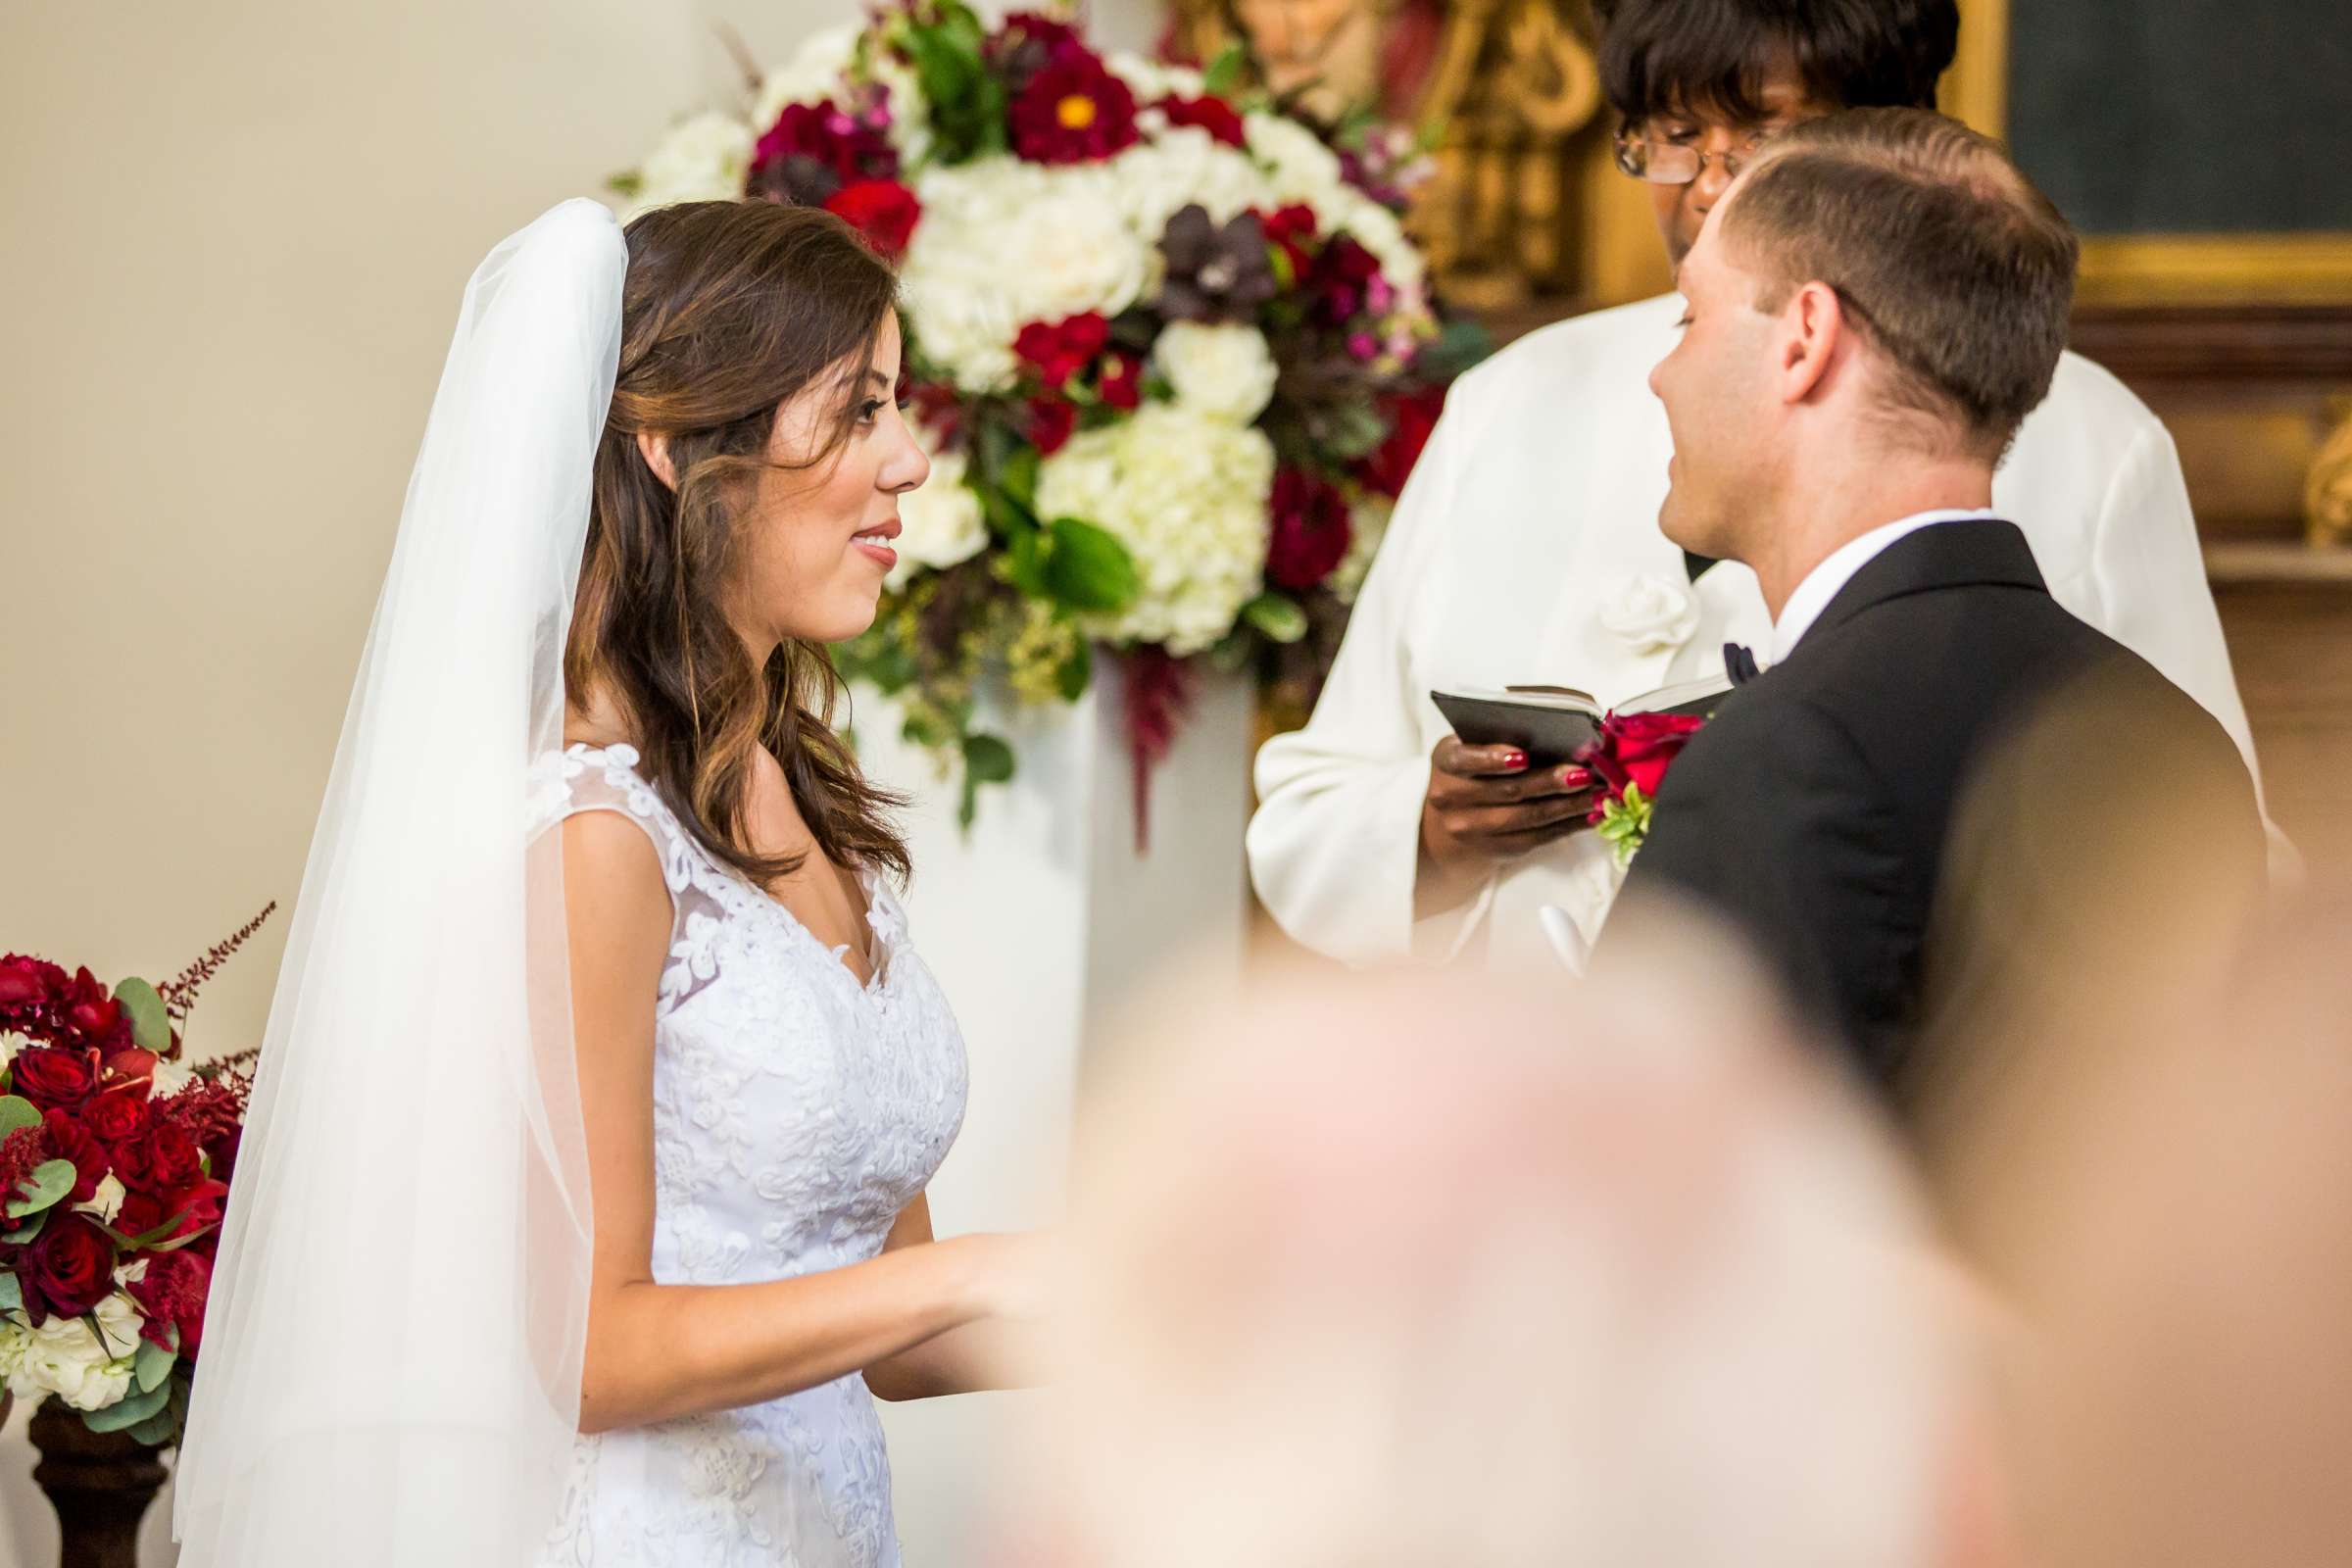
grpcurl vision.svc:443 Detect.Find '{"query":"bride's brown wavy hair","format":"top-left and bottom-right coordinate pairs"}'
top-left (566, 200), bottom-right (909, 885)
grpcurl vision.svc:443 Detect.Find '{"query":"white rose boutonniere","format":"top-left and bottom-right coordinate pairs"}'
top-left (1599, 573), bottom-right (1699, 656)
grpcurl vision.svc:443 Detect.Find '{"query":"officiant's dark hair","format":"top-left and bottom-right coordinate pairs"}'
top-left (1592, 0), bottom-right (1957, 127)
top-left (568, 199), bottom-right (910, 887)
top-left (1722, 109), bottom-right (2079, 461)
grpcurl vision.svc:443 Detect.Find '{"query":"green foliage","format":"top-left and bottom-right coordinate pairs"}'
top-left (83, 1378), bottom-right (172, 1435)
top-left (1201, 41), bottom-right (1250, 100)
top-left (900, 0), bottom-right (1006, 163)
top-left (0, 1273), bottom-right (20, 1313)
top-left (113, 976), bottom-right (171, 1053)
top-left (0, 1095), bottom-right (38, 1136)
top-left (1594, 783), bottom-right (1652, 865)
top-left (1041, 517), bottom-right (1141, 612)
top-left (1242, 593), bottom-right (1309, 644)
top-left (134, 1338), bottom-right (175, 1395)
top-left (5, 1159), bottom-right (75, 1220)
top-left (957, 732), bottom-right (1016, 829)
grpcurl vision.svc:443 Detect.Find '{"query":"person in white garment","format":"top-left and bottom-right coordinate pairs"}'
top-left (1248, 0), bottom-right (2269, 970)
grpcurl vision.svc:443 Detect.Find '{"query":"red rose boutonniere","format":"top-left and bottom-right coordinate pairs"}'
top-left (1574, 710), bottom-right (1707, 863)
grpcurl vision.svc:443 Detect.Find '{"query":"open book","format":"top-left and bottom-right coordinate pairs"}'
top-left (1429, 674), bottom-right (1733, 765)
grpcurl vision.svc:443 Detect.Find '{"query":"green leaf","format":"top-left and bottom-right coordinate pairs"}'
top-left (134, 1338), bottom-right (175, 1395)
top-left (0, 1095), bottom-right (38, 1136)
top-left (1042, 517), bottom-right (1141, 613)
top-left (1054, 638), bottom-right (1094, 704)
top-left (1202, 41), bottom-right (1250, 99)
top-left (1241, 593), bottom-right (1309, 644)
top-left (606, 169), bottom-right (644, 199)
top-left (122, 1406), bottom-right (181, 1448)
top-left (83, 1379), bottom-right (172, 1435)
top-left (961, 732), bottom-right (1016, 786)
top-left (1000, 445), bottom-right (1041, 510)
top-left (2, 1209), bottom-right (47, 1245)
top-left (0, 1273), bottom-right (20, 1313)
top-left (5, 1158), bottom-right (75, 1220)
top-left (113, 977), bottom-right (171, 1054)
top-left (1003, 524), bottom-right (1050, 598)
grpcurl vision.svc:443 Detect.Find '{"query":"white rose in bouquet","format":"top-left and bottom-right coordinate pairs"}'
top-left (627, 112), bottom-right (757, 219)
top-left (1109, 126), bottom-right (1275, 240)
top-left (7, 1294), bottom-right (143, 1411)
top-left (886, 448), bottom-right (988, 589)
top-left (901, 159), bottom-right (1152, 392)
top-left (1037, 403), bottom-right (1274, 655)
top-left (1245, 112), bottom-right (1349, 211)
top-left (72, 1173), bottom-right (127, 1226)
top-left (1105, 51), bottom-right (1206, 104)
top-left (0, 1028), bottom-right (28, 1068)
top-left (1155, 320), bottom-right (1280, 425)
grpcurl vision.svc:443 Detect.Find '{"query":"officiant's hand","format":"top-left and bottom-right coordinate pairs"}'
top-left (1419, 739), bottom-right (1596, 883)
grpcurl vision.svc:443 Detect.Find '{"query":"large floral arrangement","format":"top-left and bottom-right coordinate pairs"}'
top-left (0, 906), bottom-right (271, 1445)
top-left (619, 1), bottom-right (1484, 826)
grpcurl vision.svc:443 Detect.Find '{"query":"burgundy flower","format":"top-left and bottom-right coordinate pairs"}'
top-left (821, 177), bottom-right (922, 261)
top-left (987, 12), bottom-right (1092, 93)
top-left (1358, 385), bottom-right (1446, 500)
top-left (22, 1212), bottom-right (116, 1321)
top-left (126, 1248), bottom-right (213, 1354)
top-left (0, 1124), bottom-right (48, 1206)
top-left (10, 1046), bottom-right (99, 1113)
top-left (1266, 468), bottom-right (1353, 591)
top-left (1156, 205), bottom-right (1277, 323)
top-left (40, 1108), bottom-right (109, 1202)
top-left (1157, 94), bottom-right (1246, 147)
top-left (1008, 55), bottom-right (1139, 164)
top-left (115, 1189), bottom-right (165, 1242)
top-left (0, 954), bottom-right (67, 1026)
top-left (1014, 313), bottom-right (1111, 389)
top-left (1575, 710), bottom-right (1707, 814)
top-left (85, 1086), bottom-right (151, 1147)
top-left (1099, 350), bottom-right (1144, 411)
top-left (1310, 234), bottom-right (1384, 325)
top-left (1259, 203), bottom-right (1318, 281)
top-left (58, 967), bottom-right (126, 1050)
top-left (138, 1122), bottom-right (205, 1194)
top-left (1025, 395), bottom-right (1079, 456)
top-left (749, 98), bottom-right (900, 208)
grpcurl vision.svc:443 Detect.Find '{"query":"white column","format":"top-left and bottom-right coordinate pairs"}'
top-left (858, 663), bottom-right (1254, 1557)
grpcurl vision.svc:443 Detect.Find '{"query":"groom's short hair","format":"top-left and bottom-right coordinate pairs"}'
top-left (1722, 109), bottom-right (2080, 461)
top-left (1592, 0), bottom-right (1959, 126)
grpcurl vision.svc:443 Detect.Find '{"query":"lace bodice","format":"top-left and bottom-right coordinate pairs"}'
top-left (529, 744), bottom-right (968, 1567)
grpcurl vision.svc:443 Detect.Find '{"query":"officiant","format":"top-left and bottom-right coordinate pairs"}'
top-left (1247, 0), bottom-right (2269, 970)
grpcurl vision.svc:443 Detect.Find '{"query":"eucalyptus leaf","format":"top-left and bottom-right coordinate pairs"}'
top-left (1042, 517), bottom-right (1141, 613)
top-left (1, 1209), bottom-right (46, 1245)
top-left (1242, 593), bottom-right (1309, 644)
top-left (83, 1379), bottom-right (172, 1434)
top-left (961, 733), bottom-right (1016, 786)
top-left (0, 1095), bottom-right (37, 1136)
top-left (114, 976), bottom-right (171, 1054)
top-left (123, 1407), bottom-right (181, 1448)
top-left (5, 1159), bottom-right (76, 1220)
top-left (1054, 639), bottom-right (1094, 704)
top-left (0, 1273), bottom-right (21, 1313)
top-left (134, 1338), bottom-right (175, 1395)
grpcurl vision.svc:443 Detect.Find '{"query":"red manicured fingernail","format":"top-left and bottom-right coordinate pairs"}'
top-left (1561, 766), bottom-right (1592, 787)
top-left (1503, 750), bottom-right (1528, 770)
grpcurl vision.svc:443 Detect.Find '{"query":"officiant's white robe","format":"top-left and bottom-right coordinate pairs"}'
top-left (1248, 292), bottom-right (2269, 970)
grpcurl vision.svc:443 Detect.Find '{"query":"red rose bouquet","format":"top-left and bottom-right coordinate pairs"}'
top-left (1575, 711), bottom-right (1708, 863)
top-left (0, 905), bottom-right (271, 1445)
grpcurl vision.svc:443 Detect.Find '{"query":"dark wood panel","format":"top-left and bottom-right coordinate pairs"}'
top-left (2214, 575), bottom-right (2352, 874)
top-left (2069, 304), bottom-right (2352, 390)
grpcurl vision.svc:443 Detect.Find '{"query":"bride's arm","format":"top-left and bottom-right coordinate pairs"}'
top-left (861, 1195), bottom-right (1051, 1401)
top-left (564, 811), bottom-right (1027, 1435)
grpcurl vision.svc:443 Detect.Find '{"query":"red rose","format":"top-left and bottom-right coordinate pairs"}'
top-left (116, 1189), bottom-right (166, 1241)
top-left (1259, 203), bottom-right (1318, 279)
top-left (206, 1125), bottom-right (244, 1186)
top-left (1266, 468), bottom-right (1353, 590)
top-left (1025, 395), bottom-right (1079, 456)
top-left (822, 177), bottom-right (922, 261)
top-left (1577, 710), bottom-right (1707, 815)
top-left (139, 1122), bottom-right (205, 1192)
top-left (40, 1109), bottom-right (110, 1202)
top-left (158, 1176), bottom-right (229, 1240)
top-left (1014, 313), bottom-right (1111, 389)
top-left (10, 1046), bottom-right (99, 1112)
top-left (24, 1212), bottom-right (116, 1320)
top-left (1008, 56), bottom-right (1139, 165)
top-left (1098, 350), bottom-right (1144, 411)
top-left (1310, 235), bottom-right (1383, 324)
top-left (1359, 386), bottom-right (1446, 500)
top-left (0, 954), bottom-right (67, 1020)
top-left (1157, 94), bottom-right (1247, 147)
top-left (60, 968), bottom-right (125, 1049)
top-left (85, 1086), bottom-right (151, 1146)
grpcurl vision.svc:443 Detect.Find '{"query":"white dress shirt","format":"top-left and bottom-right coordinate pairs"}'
top-left (1247, 292), bottom-right (2272, 971)
top-left (1768, 508), bottom-right (2002, 662)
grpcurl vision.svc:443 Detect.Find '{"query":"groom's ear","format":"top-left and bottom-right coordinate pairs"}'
top-left (635, 429), bottom-right (678, 492)
top-left (1779, 281), bottom-right (1844, 406)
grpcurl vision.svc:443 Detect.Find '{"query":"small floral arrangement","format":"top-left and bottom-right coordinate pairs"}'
top-left (0, 906), bottom-right (272, 1445)
top-left (1575, 712), bottom-right (1707, 863)
top-left (618, 0), bottom-right (1485, 828)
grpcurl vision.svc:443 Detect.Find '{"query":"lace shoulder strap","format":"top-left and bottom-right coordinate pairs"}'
top-left (527, 743), bottom-right (704, 900)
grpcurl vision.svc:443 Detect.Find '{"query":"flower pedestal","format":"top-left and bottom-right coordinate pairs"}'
top-left (25, 1399), bottom-right (165, 1568)
top-left (852, 661), bottom-right (1254, 1558)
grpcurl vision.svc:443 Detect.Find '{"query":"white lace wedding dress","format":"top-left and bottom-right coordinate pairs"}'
top-left (529, 743), bottom-right (969, 1568)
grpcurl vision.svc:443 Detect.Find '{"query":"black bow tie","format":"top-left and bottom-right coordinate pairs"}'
top-left (1724, 642), bottom-right (1760, 686)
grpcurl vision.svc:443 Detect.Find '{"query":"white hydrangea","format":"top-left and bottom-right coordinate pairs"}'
top-left (1245, 111), bottom-right (1349, 212)
top-left (900, 157), bottom-right (1152, 392)
top-left (886, 447), bottom-right (989, 589)
top-left (4, 1294), bottom-right (144, 1412)
top-left (1035, 404), bottom-right (1274, 654)
top-left (626, 111), bottom-right (755, 219)
top-left (1108, 126), bottom-right (1277, 241)
top-left (753, 24), bottom-right (933, 167)
top-left (1334, 494), bottom-right (1393, 605)
top-left (1154, 320), bottom-right (1279, 425)
top-left (1106, 52), bottom-right (1207, 104)
top-left (0, 1316), bottom-right (27, 1388)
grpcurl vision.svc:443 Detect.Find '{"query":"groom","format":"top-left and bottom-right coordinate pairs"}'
top-left (1616, 109), bottom-right (2263, 1090)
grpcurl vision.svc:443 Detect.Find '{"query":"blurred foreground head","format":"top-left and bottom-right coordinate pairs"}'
top-left (1010, 916), bottom-right (2011, 1568)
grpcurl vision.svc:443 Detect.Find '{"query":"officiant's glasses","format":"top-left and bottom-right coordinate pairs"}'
top-left (1613, 127), bottom-right (1780, 185)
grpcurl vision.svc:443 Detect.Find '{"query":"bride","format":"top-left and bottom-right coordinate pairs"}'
top-left (173, 198), bottom-right (1044, 1565)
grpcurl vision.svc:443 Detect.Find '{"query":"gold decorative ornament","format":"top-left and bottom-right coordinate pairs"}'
top-left (2306, 397), bottom-right (2352, 548)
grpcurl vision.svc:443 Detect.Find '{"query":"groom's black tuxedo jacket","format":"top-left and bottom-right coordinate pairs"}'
top-left (1619, 518), bottom-right (2260, 1095)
